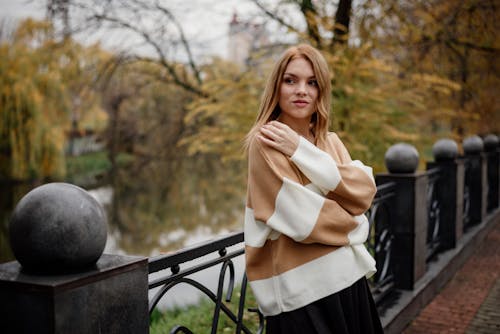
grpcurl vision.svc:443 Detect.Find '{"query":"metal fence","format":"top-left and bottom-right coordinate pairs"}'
top-left (148, 232), bottom-right (262, 334)
top-left (426, 167), bottom-right (442, 262)
top-left (366, 181), bottom-right (396, 304)
top-left (463, 157), bottom-right (473, 231)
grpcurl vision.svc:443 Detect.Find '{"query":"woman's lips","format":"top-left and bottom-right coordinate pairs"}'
top-left (293, 100), bottom-right (309, 107)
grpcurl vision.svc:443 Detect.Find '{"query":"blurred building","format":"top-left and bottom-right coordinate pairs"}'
top-left (227, 12), bottom-right (270, 68)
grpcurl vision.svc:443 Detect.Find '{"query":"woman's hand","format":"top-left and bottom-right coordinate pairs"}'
top-left (258, 121), bottom-right (300, 156)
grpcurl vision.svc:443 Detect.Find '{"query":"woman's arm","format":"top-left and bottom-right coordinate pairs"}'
top-left (259, 121), bottom-right (376, 215)
top-left (246, 137), bottom-right (369, 247)
top-left (291, 134), bottom-right (376, 215)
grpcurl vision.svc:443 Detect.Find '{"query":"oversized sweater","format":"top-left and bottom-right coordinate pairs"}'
top-left (244, 132), bottom-right (377, 317)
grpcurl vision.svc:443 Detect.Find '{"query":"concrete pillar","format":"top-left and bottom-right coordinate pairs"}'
top-left (0, 183), bottom-right (149, 334)
top-left (484, 134), bottom-right (499, 212)
top-left (462, 136), bottom-right (487, 229)
top-left (377, 143), bottom-right (427, 290)
top-left (427, 139), bottom-right (464, 250)
top-left (0, 255), bottom-right (148, 334)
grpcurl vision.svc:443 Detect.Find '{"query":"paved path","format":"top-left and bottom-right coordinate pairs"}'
top-left (466, 279), bottom-right (500, 333)
top-left (403, 219), bottom-right (500, 334)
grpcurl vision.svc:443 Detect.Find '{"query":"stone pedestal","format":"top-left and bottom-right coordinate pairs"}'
top-left (463, 154), bottom-right (487, 227)
top-left (0, 254), bottom-right (149, 334)
top-left (484, 134), bottom-right (499, 212)
top-left (462, 136), bottom-right (487, 228)
top-left (426, 160), bottom-right (464, 250)
top-left (376, 173), bottom-right (428, 290)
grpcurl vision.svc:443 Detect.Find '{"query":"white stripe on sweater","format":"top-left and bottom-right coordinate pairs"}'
top-left (244, 207), bottom-right (280, 247)
top-left (350, 159), bottom-right (375, 181)
top-left (267, 177), bottom-right (325, 242)
top-left (249, 244), bottom-right (377, 316)
top-left (348, 214), bottom-right (370, 244)
top-left (291, 136), bottom-right (341, 194)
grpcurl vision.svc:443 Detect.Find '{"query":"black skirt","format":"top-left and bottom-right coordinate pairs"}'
top-left (265, 277), bottom-right (384, 334)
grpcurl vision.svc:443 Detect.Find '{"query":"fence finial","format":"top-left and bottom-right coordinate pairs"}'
top-left (9, 182), bottom-right (107, 274)
top-left (484, 134), bottom-right (499, 152)
top-left (384, 143), bottom-right (419, 173)
top-left (463, 135), bottom-right (484, 155)
top-left (432, 139), bottom-right (458, 161)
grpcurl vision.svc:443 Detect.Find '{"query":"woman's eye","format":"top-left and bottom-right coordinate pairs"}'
top-left (284, 78), bottom-right (295, 84)
top-left (308, 80), bottom-right (318, 86)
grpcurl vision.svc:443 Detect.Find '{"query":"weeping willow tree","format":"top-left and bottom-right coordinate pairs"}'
top-left (0, 19), bottom-right (70, 180)
top-left (0, 19), bottom-right (109, 181)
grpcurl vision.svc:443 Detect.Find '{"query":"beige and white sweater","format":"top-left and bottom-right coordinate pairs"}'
top-left (244, 132), bottom-right (377, 316)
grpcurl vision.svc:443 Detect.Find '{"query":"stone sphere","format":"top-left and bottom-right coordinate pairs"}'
top-left (9, 183), bottom-right (107, 274)
top-left (432, 139), bottom-right (458, 161)
top-left (385, 143), bottom-right (419, 173)
top-left (483, 134), bottom-right (499, 152)
top-left (462, 135), bottom-right (484, 155)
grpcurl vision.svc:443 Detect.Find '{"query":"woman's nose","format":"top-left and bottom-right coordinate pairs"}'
top-left (295, 82), bottom-right (307, 96)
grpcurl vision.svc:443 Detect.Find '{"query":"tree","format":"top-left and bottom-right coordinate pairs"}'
top-left (358, 0), bottom-right (499, 137)
top-left (0, 19), bottom-right (70, 180)
top-left (0, 18), bottom-right (109, 181)
top-left (252, 0), bottom-right (353, 51)
top-left (58, 0), bottom-right (206, 96)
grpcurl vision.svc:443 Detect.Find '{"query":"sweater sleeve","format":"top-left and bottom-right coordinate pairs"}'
top-left (290, 134), bottom-right (376, 215)
top-left (246, 137), bottom-right (368, 247)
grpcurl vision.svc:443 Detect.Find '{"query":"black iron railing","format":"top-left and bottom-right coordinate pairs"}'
top-left (148, 232), bottom-right (264, 334)
top-left (426, 167), bottom-right (442, 262)
top-left (463, 157), bottom-right (472, 231)
top-left (367, 181), bottom-right (396, 305)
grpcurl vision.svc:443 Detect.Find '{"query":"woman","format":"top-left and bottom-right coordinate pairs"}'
top-left (244, 44), bottom-right (384, 333)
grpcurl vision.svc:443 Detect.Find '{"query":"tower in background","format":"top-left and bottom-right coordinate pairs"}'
top-left (227, 12), bottom-right (269, 68)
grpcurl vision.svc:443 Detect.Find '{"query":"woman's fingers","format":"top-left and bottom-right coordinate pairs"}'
top-left (259, 121), bottom-right (299, 156)
top-left (267, 120), bottom-right (286, 129)
top-left (260, 126), bottom-right (279, 142)
top-left (262, 123), bottom-right (284, 137)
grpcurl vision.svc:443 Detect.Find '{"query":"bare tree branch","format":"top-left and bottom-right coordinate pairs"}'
top-left (448, 39), bottom-right (499, 53)
top-left (64, 0), bottom-right (206, 97)
top-left (250, 0), bottom-right (302, 35)
top-left (154, 1), bottom-right (202, 85)
top-left (90, 12), bottom-right (206, 97)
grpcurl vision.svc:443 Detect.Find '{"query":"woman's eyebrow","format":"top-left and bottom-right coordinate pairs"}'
top-left (283, 72), bottom-right (316, 79)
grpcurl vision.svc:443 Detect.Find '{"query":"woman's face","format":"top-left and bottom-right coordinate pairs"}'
top-left (278, 57), bottom-right (319, 125)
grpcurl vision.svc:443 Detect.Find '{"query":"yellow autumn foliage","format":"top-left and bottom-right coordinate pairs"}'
top-left (0, 19), bottom-right (110, 181)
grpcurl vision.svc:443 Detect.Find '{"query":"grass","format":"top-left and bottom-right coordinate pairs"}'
top-left (65, 151), bottom-right (134, 187)
top-left (150, 285), bottom-right (263, 334)
top-left (65, 151), bottom-right (110, 187)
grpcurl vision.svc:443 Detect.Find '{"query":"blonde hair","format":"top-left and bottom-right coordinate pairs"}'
top-left (244, 44), bottom-right (332, 150)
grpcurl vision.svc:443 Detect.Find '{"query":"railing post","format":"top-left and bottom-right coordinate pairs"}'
top-left (462, 136), bottom-right (487, 227)
top-left (426, 139), bottom-right (464, 250)
top-left (0, 183), bottom-right (149, 334)
top-left (376, 143), bottom-right (427, 290)
top-left (484, 134), bottom-right (499, 212)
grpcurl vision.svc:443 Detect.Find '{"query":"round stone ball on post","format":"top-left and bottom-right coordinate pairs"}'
top-left (462, 135), bottom-right (484, 155)
top-left (9, 183), bottom-right (108, 274)
top-left (385, 143), bottom-right (420, 173)
top-left (483, 134), bottom-right (499, 152)
top-left (432, 138), bottom-right (459, 162)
